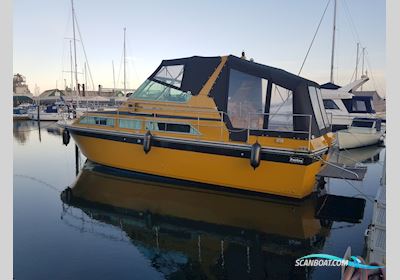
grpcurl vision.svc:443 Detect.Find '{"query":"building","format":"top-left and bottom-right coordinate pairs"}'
top-left (13, 73), bottom-right (34, 106)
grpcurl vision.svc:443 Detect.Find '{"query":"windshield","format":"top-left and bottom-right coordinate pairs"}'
top-left (129, 79), bottom-right (192, 103)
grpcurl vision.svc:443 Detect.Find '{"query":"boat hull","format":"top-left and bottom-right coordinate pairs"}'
top-left (28, 112), bottom-right (66, 121)
top-left (70, 130), bottom-right (326, 199)
top-left (337, 130), bottom-right (384, 150)
top-left (13, 114), bottom-right (29, 120)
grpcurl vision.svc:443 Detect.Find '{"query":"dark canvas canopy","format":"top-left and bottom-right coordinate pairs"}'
top-left (145, 55), bottom-right (330, 140)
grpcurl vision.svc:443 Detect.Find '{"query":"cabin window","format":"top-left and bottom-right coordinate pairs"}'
top-left (352, 119), bottom-right (374, 128)
top-left (323, 99), bottom-right (340, 110)
top-left (129, 79), bottom-right (191, 103)
top-left (268, 84), bottom-right (293, 131)
top-left (227, 69), bottom-right (268, 129)
top-left (145, 121), bottom-right (199, 135)
top-left (79, 116), bottom-right (115, 127)
top-left (153, 65), bottom-right (184, 88)
top-left (370, 101), bottom-right (376, 112)
top-left (309, 86), bottom-right (327, 129)
top-left (119, 119), bottom-right (142, 130)
top-left (352, 99), bottom-right (367, 112)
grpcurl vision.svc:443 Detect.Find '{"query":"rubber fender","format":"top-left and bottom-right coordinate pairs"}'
top-left (143, 131), bottom-right (152, 154)
top-left (61, 187), bottom-right (72, 204)
top-left (250, 142), bottom-right (262, 169)
top-left (62, 129), bottom-right (70, 146)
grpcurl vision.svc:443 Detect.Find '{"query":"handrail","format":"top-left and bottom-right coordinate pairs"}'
top-left (246, 112), bottom-right (312, 133)
top-left (69, 105), bottom-right (320, 151)
top-left (314, 154), bottom-right (360, 180)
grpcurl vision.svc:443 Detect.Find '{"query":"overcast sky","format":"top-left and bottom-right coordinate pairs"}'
top-left (13, 0), bottom-right (385, 96)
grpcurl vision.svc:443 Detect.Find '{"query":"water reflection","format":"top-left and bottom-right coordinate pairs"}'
top-left (13, 120), bottom-right (37, 144)
top-left (330, 145), bottom-right (383, 165)
top-left (13, 120), bottom-right (60, 144)
top-left (61, 161), bottom-right (366, 279)
top-left (46, 126), bottom-right (63, 136)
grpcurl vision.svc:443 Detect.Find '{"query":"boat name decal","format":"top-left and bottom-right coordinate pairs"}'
top-left (289, 157), bottom-right (304, 164)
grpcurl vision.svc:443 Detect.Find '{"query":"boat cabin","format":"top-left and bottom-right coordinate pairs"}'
top-left (124, 55), bottom-right (331, 143)
top-left (44, 104), bottom-right (60, 113)
top-left (323, 95), bottom-right (375, 114)
top-left (320, 77), bottom-right (378, 131)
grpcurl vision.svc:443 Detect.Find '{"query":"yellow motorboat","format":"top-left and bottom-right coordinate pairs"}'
top-left (60, 55), bottom-right (335, 198)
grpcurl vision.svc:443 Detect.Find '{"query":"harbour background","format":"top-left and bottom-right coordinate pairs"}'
top-left (4, 1), bottom-right (399, 279)
top-left (14, 120), bottom-right (384, 279)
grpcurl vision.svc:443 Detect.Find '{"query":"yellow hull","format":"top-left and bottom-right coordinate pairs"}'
top-left (72, 132), bottom-right (325, 199)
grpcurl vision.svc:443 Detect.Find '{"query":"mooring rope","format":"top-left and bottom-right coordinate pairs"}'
top-left (13, 174), bottom-right (63, 193)
top-left (314, 155), bottom-right (374, 203)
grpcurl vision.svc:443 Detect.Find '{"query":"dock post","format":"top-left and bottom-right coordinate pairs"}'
top-left (37, 104), bottom-right (41, 142)
top-left (75, 144), bottom-right (79, 176)
top-left (37, 103), bottom-right (41, 124)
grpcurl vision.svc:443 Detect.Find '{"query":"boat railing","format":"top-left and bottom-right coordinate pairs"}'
top-left (74, 105), bottom-right (318, 150)
top-left (245, 112), bottom-right (313, 150)
top-left (117, 107), bottom-right (314, 143)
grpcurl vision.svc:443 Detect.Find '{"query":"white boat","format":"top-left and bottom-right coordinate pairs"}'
top-left (66, 105), bottom-right (118, 119)
top-left (337, 118), bottom-right (385, 150)
top-left (13, 103), bottom-right (36, 120)
top-left (316, 0), bottom-right (383, 132)
top-left (28, 104), bottom-right (69, 121)
top-left (13, 107), bottom-right (29, 120)
top-left (321, 77), bottom-right (379, 131)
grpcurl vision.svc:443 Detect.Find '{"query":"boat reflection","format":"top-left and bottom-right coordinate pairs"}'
top-left (13, 120), bottom-right (62, 144)
top-left (330, 145), bottom-right (383, 165)
top-left (61, 161), bottom-right (366, 279)
top-left (46, 126), bottom-right (63, 136)
top-left (13, 120), bottom-right (37, 144)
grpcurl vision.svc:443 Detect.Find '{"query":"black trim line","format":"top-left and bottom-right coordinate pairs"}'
top-left (70, 128), bottom-right (322, 166)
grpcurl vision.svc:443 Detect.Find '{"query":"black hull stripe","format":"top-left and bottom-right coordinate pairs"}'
top-left (92, 110), bottom-right (222, 122)
top-left (70, 129), bottom-right (321, 166)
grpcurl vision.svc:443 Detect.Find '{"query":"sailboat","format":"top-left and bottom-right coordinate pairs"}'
top-left (318, 0), bottom-right (384, 133)
top-left (321, 76), bottom-right (379, 131)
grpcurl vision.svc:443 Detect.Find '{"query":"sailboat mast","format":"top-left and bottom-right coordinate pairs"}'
top-left (361, 47), bottom-right (365, 90)
top-left (329, 0), bottom-right (337, 83)
top-left (112, 60), bottom-right (116, 92)
top-left (84, 62), bottom-right (87, 88)
top-left (355, 42), bottom-right (360, 81)
top-left (361, 47), bottom-right (365, 76)
top-left (123, 27), bottom-right (126, 95)
top-left (71, 0), bottom-right (79, 97)
top-left (69, 40), bottom-right (73, 90)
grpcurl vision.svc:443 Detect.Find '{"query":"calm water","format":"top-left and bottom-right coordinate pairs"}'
top-left (13, 120), bottom-right (385, 280)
